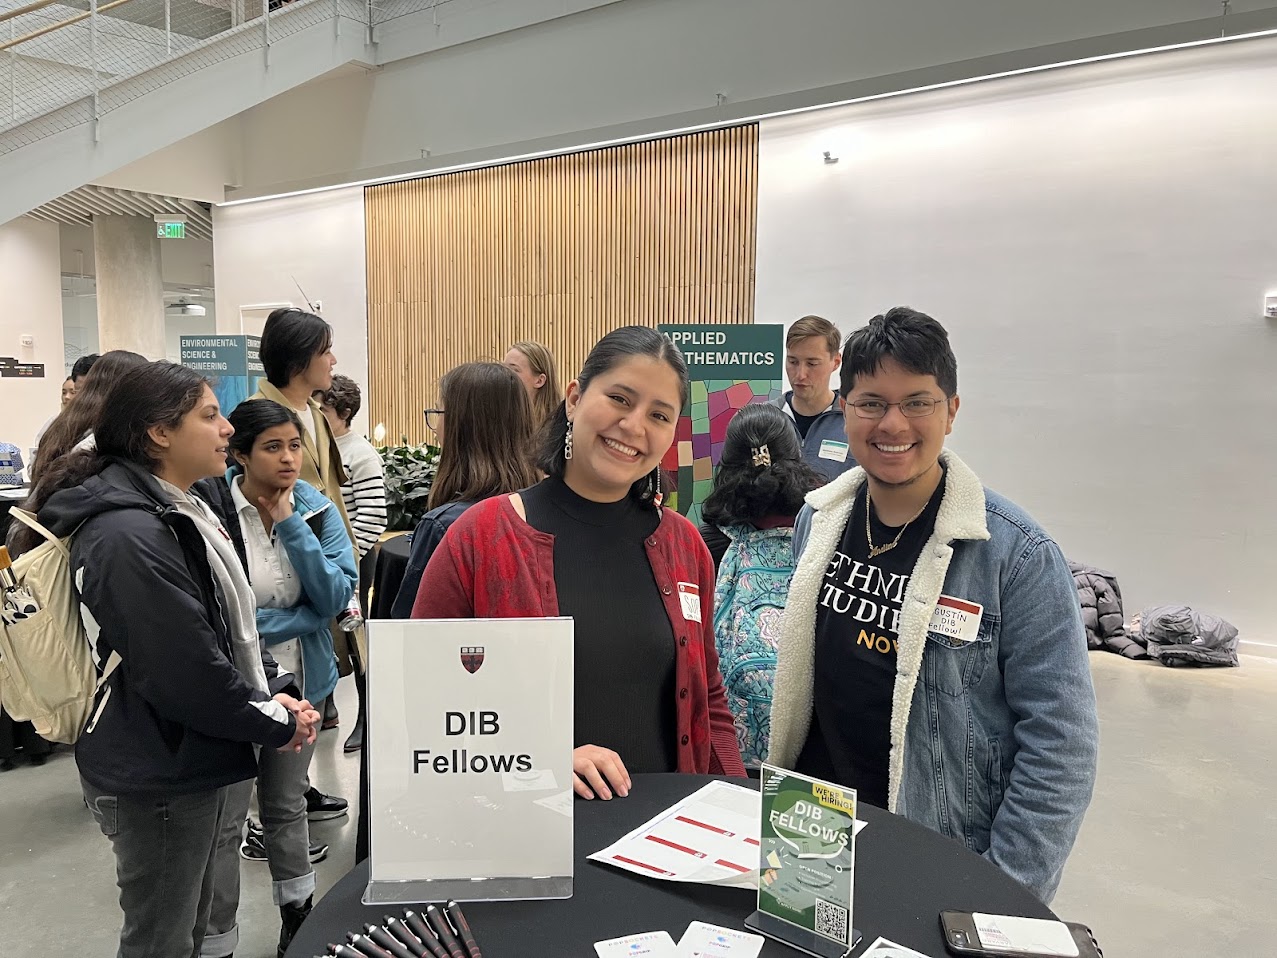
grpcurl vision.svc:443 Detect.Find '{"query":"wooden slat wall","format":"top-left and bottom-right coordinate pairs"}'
top-left (365, 125), bottom-right (759, 445)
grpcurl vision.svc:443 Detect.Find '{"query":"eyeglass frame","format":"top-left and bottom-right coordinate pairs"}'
top-left (423, 408), bottom-right (445, 431)
top-left (844, 396), bottom-right (951, 420)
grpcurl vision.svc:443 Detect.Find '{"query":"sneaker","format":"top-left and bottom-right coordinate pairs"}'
top-left (240, 821), bottom-right (329, 864)
top-left (305, 786), bottom-right (348, 821)
top-left (240, 831), bottom-right (268, 862)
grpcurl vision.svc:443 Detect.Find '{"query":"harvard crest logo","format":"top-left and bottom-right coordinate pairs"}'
top-left (460, 646), bottom-right (485, 674)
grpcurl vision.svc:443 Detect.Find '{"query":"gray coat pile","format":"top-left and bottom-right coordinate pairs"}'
top-left (1136, 605), bottom-right (1240, 668)
top-left (1069, 561), bottom-right (1146, 659)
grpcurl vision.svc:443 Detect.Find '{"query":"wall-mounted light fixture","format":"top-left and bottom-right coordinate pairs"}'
top-left (823, 151), bottom-right (839, 165)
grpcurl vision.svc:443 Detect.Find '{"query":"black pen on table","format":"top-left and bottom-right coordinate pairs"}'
top-left (403, 910), bottom-right (449, 958)
top-left (384, 914), bottom-right (430, 958)
top-left (328, 944), bottom-right (371, 958)
top-left (365, 922), bottom-right (418, 958)
top-left (345, 931), bottom-right (396, 958)
top-left (444, 900), bottom-right (483, 958)
top-left (425, 903), bottom-right (466, 958)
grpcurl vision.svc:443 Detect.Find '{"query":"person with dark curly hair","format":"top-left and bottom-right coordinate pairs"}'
top-left (699, 403), bottom-right (824, 768)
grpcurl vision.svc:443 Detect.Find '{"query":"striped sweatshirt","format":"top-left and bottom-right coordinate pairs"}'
top-left (334, 431), bottom-right (388, 558)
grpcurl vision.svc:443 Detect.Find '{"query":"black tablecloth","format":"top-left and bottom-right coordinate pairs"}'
top-left (370, 533), bottom-right (412, 619)
top-left (289, 774), bottom-right (1053, 958)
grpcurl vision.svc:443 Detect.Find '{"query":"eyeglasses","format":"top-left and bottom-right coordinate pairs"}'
top-left (423, 409), bottom-right (445, 432)
top-left (847, 397), bottom-right (948, 420)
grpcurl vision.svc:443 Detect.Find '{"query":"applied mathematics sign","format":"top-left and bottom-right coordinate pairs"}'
top-left (757, 765), bottom-right (857, 948)
top-left (364, 617), bottom-right (575, 904)
top-left (657, 324), bottom-right (784, 523)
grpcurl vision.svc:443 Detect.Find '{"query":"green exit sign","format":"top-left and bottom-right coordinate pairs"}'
top-left (157, 221), bottom-right (186, 239)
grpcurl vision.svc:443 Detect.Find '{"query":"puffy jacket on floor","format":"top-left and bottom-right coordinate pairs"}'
top-left (1068, 561), bottom-right (1146, 659)
top-left (1138, 605), bottom-right (1240, 667)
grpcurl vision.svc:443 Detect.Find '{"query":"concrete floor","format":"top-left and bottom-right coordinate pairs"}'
top-left (1, 654), bottom-right (1274, 958)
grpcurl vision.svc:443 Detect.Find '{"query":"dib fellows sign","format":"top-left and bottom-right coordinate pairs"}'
top-left (411, 710), bottom-right (534, 775)
top-left (770, 800), bottom-right (852, 847)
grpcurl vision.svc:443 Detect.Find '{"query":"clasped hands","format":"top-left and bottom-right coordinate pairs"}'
top-left (274, 693), bottom-right (322, 752)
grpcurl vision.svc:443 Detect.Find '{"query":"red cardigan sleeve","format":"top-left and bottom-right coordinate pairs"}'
top-left (696, 534), bottom-right (746, 778)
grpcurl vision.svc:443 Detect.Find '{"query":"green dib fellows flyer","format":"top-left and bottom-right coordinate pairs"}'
top-left (757, 765), bottom-right (857, 948)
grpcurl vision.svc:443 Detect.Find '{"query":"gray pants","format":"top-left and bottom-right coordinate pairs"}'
top-left (83, 779), bottom-right (231, 958)
top-left (202, 739), bottom-right (316, 957)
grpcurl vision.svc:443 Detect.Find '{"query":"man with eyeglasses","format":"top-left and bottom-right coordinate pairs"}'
top-left (767, 307), bottom-right (1097, 904)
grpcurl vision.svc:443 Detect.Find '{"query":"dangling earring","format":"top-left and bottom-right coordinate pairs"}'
top-left (564, 419), bottom-right (574, 461)
top-left (652, 469), bottom-right (664, 509)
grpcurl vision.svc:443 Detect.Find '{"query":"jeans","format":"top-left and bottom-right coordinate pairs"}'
top-left (202, 739), bottom-right (316, 957)
top-left (83, 779), bottom-right (230, 958)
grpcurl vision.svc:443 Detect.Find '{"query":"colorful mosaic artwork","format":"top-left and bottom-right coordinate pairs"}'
top-left (660, 379), bottom-right (784, 524)
top-left (658, 323), bottom-right (785, 524)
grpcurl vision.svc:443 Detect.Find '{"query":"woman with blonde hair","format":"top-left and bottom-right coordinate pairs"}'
top-left (504, 340), bottom-right (563, 428)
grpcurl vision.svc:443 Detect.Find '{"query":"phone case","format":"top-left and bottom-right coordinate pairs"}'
top-left (939, 912), bottom-right (1103, 958)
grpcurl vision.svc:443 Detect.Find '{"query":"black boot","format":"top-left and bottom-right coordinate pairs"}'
top-left (278, 895), bottom-right (312, 958)
top-left (343, 668), bottom-right (366, 753)
top-left (321, 695), bottom-right (339, 731)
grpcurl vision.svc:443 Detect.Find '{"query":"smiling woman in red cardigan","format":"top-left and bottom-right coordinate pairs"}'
top-left (413, 327), bottom-right (745, 798)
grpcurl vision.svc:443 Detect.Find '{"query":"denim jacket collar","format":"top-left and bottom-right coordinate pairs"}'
top-left (804, 448), bottom-right (991, 545)
top-left (772, 448), bottom-right (987, 810)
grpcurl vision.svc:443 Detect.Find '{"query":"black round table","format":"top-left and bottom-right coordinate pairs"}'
top-left (370, 533), bottom-right (412, 619)
top-left (290, 774), bottom-right (1053, 958)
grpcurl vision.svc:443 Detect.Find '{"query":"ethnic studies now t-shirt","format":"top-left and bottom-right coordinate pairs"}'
top-left (795, 472), bottom-right (946, 807)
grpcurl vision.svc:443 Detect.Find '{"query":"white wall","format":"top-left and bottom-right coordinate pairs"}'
top-left (234, 0), bottom-right (1277, 191)
top-left (755, 37), bottom-right (1277, 645)
top-left (94, 119), bottom-right (244, 204)
top-left (0, 217), bottom-right (66, 460)
top-left (211, 186), bottom-right (369, 433)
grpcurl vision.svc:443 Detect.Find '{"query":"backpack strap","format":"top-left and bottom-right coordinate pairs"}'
top-left (9, 508), bottom-right (71, 560)
top-left (96, 651), bottom-right (122, 690)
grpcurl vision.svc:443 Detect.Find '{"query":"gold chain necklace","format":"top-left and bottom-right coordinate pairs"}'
top-left (865, 490), bottom-right (930, 559)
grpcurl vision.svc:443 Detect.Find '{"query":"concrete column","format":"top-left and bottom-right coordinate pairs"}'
top-left (92, 215), bottom-right (165, 358)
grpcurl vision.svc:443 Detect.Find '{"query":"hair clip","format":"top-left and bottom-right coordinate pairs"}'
top-left (751, 444), bottom-right (771, 468)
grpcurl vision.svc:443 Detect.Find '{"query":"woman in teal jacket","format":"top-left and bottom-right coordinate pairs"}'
top-left (194, 399), bottom-right (357, 958)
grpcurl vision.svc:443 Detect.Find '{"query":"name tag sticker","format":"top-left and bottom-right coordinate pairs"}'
top-left (929, 595), bottom-right (983, 643)
top-left (818, 439), bottom-right (849, 462)
top-left (677, 582), bottom-right (702, 623)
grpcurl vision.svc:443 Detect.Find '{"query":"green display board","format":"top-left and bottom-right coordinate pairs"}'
top-left (657, 324), bottom-right (784, 523)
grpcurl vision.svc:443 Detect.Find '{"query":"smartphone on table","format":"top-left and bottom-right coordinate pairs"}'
top-left (939, 911), bottom-right (1102, 958)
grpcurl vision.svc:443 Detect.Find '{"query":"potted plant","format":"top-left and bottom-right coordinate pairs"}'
top-left (376, 438), bottom-right (442, 531)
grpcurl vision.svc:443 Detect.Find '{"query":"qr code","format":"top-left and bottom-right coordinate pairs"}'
top-left (815, 898), bottom-right (848, 941)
